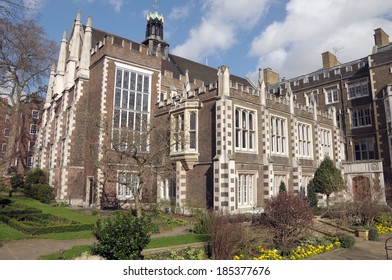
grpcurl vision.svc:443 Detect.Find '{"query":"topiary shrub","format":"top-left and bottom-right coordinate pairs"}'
top-left (91, 211), bottom-right (153, 260)
top-left (29, 184), bottom-right (55, 204)
top-left (338, 234), bottom-right (355, 248)
top-left (10, 174), bottom-right (25, 191)
top-left (307, 179), bottom-right (319, 210)
top-left (24, 168), bottom-right (47, 197)
top-left (368, 226), bottom-right (379, 241)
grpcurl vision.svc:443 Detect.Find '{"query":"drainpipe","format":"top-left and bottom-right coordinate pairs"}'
top-left (339, 73), bottom-right (349, 161)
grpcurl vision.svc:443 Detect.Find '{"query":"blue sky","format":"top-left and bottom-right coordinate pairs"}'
top-left (27, 0), bottom-right (392, 81)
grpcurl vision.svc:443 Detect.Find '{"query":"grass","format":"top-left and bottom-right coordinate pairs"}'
top-left (39, 233), bottom-right (211, 260)
top-left (0, 196), bottom-right (99, 241)
top-left (39, 245), bottom-right (92, 260)
top-left (146, 234), bottom-right (210, 249)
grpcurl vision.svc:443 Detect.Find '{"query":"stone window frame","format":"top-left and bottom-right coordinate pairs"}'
top-left (353, 139), bottom-right (375, 161)
top-left (30, 124), bottom-right (38, 135)
top-left (351, 106), bottom-right (372, 128)
top-left (347, 79), bottom-right (369, 100)
top-left (273, 173), bottom-right (287, 196)
top-left (297, 121), bottom-right (313, 159)
top-left (26, 156), bottom-right (33, 168)
top-left (270, 115), bottom-right (288, 156)
top-left (237, 172), bottom-right (257, 208)
top-left (234, 106), bottom-right (257, 153)
top-left (112, 62), bottom-right (153, 152)
top-left (116, 170), bottom-right (139, 200)
top-left (32, 110), bottom-right (39, 120)
top-left (324, 86), bottom-right (339, 104)
top-left (319, 127), bottom-right (333, 160)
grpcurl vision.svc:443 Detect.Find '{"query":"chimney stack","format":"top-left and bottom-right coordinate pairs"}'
top-left (263, 68), bottom-right (280, 86)
top-left (322, 51), bottom-right (341, 69)
top-left (374, 28), bottom-right (390, 47)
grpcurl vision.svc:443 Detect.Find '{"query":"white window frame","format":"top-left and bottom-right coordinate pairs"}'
top-left (348, 81), bottom-right (369, 100)
top-left (116, 171), bottom-right (140, 199)
top-left (5, 114), bottom-right (10, 123)
top-left (189, 111), bottom-right (197, 151)
top-left (173, 113), bottom-right (185, 153)
top-left (112, 63), bottom-right (153, 152)
top-left (351, 107), bottom-right (372, 128)
top-left (354, 140), bottom-right (375, 161)
top-left (298, 122), bottom-right (312, 158)
top-left (320, 128), bottom-right (333, 160)
top-left (28, 141), bottom-right (35, 152)
top-left (270, 115), bottom-right (287, 156)
top-left (235, 107), bottom-right (256, 153)
top-left (1, 143), bottom-right (7, 152)
top-left (26, 156), bottom-right (33, 168)
top-left (30, 124), bottom-right (38, 135)
top-left (237, 173), bottom-right (256, 208)
top-left (3, 128), bottom-right (9, 137)
top-left (32, 110), bottom-right (39, 119)
top-left (324, 87), bottom-right (339, 104)
top-left (273, 174), bottom-right (287, 196)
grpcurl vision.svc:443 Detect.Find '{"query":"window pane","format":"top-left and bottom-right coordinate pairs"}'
top-left (115, 89), bottom-right (121, 107)
top-left (122, 90), bottom-right (128, 108)
top-left (129, 92), bottom-right (136, 110)
top-left (130, 72), bottom-right (136, 90)
top-left (123, 71), bottom-right (129, 89)
top-left (137, 75), bottom-right (143, 92)
top-left (142, 94), bottom-right (149, 112)
top-left (143, 76), bottom-right (149, 93)
top-left (116, 69), bottom-right (122, 88)
top-left (190, 112), bottom-right (196, 130)
top-left (136, 93), bottom-right (142, 111)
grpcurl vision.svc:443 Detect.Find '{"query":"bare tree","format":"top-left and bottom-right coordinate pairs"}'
top-left (0, 0), bottom-right (27, 21)
top-left (83, 112), bottom-right (175, 217)
top-left (0, 18), bottom-right (57, 175)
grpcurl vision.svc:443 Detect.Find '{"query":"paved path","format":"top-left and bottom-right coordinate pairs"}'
top-left (0, 226), bottom-right (190, 260)
top-left (310, 232), bottom-right (392, 260)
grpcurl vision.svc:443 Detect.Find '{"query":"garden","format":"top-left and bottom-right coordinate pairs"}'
top-left (1, 162), bottom-right (392, 260)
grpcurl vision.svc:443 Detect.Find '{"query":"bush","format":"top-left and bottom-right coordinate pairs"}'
top-left (91, 211), bottom-right (153, 260)
top-left (338, 234), bottom-right (355, 248)
top-left (25, 168), bottom-right (47, 196)
top-left (264, 193), bottom-right (314, 246)
top-left (192, 211), bottom-right (211, 234)
top-left (10, 174), bottom-right (24, 191)
top-left (307, 179), bottom-right (318, 210)
top-left (209, 211), bottom-right (247, 260)
top-left (368, 226), bottom-right (379, 241)
top-left (29, 184), bottom-right (55, 204)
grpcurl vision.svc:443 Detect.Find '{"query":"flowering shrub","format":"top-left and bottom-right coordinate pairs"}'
top-left (234, 241), bottom-right (340, 260)
top-left (375, 223), bottom-right (392, 235)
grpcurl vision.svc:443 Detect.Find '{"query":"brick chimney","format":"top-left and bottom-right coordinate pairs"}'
top-left (374, 28), bottom-right (390, 47)
top-left (263, 68), bottom-right (280, 85)
top-left (322, 51), bottom-right (341, 69)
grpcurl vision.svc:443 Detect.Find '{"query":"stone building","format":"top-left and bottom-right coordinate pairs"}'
top-left (264, 27), bottom-right (392, 204)
top-left (35, 10), bottom-right (388, 212)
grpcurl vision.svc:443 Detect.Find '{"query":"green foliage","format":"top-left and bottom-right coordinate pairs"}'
top-left (192, 211), bottom-right (211, 234)
top-left (368, 226), bottom-right (379, 241)
top-left (91, 211), bottom-right (153, 260)
top-left (24, 169), bottom-right (47, 196)
top-left (29, 184), bottom-right (55, 204)
top-left (313, 156), bottom-right (345, 206)
top-left (374, 212), bottom-right (392, 226)
top-left (307, 179), bottom-right (319, 209)
top-left (148, 247), bottom-right (207, 260)
top-left (279, 181), bottom-right (286, 193)
top-left (338, 234), bottom-right (355, 248)
top-left (10, 174), bottom-right (24, 191)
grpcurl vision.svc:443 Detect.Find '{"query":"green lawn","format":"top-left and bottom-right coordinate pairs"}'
top-left (0, 196), bottom-right (99, 241)
top-left (39, 233), bottom-right (211, 260)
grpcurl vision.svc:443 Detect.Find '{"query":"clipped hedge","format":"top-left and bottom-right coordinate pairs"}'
top-left (29, 184), bottom-right (55, 204)
top-left (0, 204), bottom-right (42, 218)
top-left (5, 213), bottom-right (94, 235)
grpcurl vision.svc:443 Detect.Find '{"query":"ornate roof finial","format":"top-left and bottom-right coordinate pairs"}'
top-left (153, 0), bottom-right (158, 12)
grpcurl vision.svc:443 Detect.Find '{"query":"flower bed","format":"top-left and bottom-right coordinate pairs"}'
top-left (234, 237), bottom-right (341, 260)
top-left (375, 223), bottom-right (392, 235)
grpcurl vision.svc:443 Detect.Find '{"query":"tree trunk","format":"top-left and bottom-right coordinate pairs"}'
top-left (1, 100), bottom-right (21, 175)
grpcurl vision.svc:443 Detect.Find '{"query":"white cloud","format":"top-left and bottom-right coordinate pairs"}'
top-left (172, 0), bottom-right (272, 62)
top-left (250, 0), bottom-right (392, 78)
top-left (108, 0), bottom-right (123, 13)
top-left (169, 2), bottom-right (195, 20)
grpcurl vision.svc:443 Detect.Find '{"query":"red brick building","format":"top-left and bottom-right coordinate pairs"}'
top-left (35, 11), bottom-right (388, 211)
top-left (0, 97), bottom-right (42, 175)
